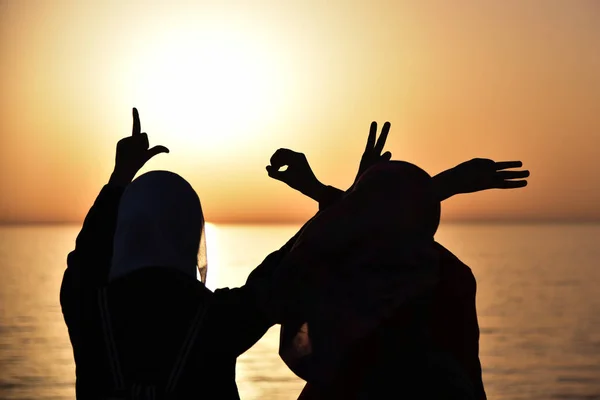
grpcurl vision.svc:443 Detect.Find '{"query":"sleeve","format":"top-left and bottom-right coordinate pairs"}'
top-left (220, 186), bottom-right (347, 356)
top-left (318, 185), bottom-right (345, 211)
top-left (210, 285), bottom-right (274, 358)
top-left (464, 279), bottom-right (486, 400)
top-left (245, 230), bottom-right (302, 283)
top-left (60, 184), bottom-right (124, 315)
top-left (246, 185), bottom-right (345, 283)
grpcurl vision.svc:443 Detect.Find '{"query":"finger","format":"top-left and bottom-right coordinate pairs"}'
top-left (132, 108), bottom-right (141, 136)
top-left (495, 161), bottom-right (522, 170)
top-left (365, 122), bottom-right (377, 151)
top-left (140, 132), bottom-right (149, 149)
top-left (381, 151), bottom-right (392, 162)
top-left (266, 165), bottom-right (285, 181)
top-left (497, 170), bottom-right (530, 180)
top-left (374, 121), bottom-right (391, 154)
top-left (146, 145), bottom-right (169, 160)
top-left (495, 180), bottom-right (528, 189)
top-left (270, 148), bottom-right (301, 168)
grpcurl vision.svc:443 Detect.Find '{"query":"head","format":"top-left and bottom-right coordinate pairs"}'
top-left (290, 160), bottom-right (441, 256)
top-left (350, 160), bottom-right (441, 238)
top-left (109, 170), bottom-right (207, 282)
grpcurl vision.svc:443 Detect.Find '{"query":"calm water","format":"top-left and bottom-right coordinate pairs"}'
top-left (0, 223), bottom-right (599, 399)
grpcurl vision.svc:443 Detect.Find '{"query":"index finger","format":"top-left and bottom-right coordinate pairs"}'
top-left (270, 148), bottom-right (301, 167)
top-left (374, 121), bottom-right (391, 154)
top-left (495, 161), bottom-right (522, 170)
top-left (365, 122), bottom-right (377, 152)
top-left (132, 108), bottom-right (141, 136)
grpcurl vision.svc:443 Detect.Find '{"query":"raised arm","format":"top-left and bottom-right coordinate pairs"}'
top-left (265, 121), bottom-right (392, 208)
top-left (266, 122), bottom-right (529, 205)
top-left (220, 213), bottom-right (325, 357)
top-left (61, 108), bottom-right (169, 297)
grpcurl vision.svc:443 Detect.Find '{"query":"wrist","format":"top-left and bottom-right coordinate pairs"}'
top-left (302, 180), bottom-right (327, 203)
top-left (109, 169), bottom-right (135, 188)
top-left (432, 169), bottom-right (458, 201)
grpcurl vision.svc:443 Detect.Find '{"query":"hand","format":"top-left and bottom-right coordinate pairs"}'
top-left (434, 158), bottom-right (529, 200)
top-left (110, 108), bottom-right (169, 186)
top-left (266, 148), bottom-right (326, 201)
top-left (351, 121), bottom-right (392, 188)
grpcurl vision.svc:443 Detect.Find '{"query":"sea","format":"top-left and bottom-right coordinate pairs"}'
top-left (0, 223), bottom-right (599, 399)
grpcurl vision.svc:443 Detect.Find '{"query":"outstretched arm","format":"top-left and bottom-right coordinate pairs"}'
top-left (61, 108), bottom-right (169, 307)
top-left (286, 160), bottom-right (530, 206)
top-left (432, 159), bottom-right (529, 201)
top-left (267, 120), bottom-right (529, 205)
top-left (222, 186), bottom-right (350, 357)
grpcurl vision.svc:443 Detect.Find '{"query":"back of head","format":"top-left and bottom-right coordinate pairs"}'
top-left (110, 170), bottom-right (206, 282)
top-left (278, 161), bottom-right (442, 388)
top-left (352, 160), bottom-right (441, 238)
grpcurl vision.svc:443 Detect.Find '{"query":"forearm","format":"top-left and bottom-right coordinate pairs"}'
top-left (247, 185), bottom-right (345, 283)
top-left (318, 185), bottom-right (345, 211)
top-left (246, 214), bottom-right (318, 283)
top-left (432, 168), bottom-right (458, 202)
top-left (66, 173), bottom-right (126, 283)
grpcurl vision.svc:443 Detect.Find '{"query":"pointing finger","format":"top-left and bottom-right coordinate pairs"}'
top-left (132, 108), bottom-right (141, 136)
top-left (374, 121), bottom-right (391, 154)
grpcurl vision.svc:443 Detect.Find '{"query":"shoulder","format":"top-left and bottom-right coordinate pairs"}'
top-left (433, 242), bottom-right (477, 289)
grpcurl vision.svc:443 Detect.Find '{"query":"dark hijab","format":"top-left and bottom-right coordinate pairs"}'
top-left (110, 170), bottom-right (208, 283)
top-left (276, 161), bottom-right (442, 386)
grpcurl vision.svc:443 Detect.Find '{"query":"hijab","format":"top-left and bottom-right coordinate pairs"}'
top-left (275, 161), bottom-right (442, 386)
top-left (109, 170), bottom-right (207, 283)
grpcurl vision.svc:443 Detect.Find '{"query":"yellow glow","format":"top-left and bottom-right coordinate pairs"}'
top-left (1, 1), bottom-right (599, 223)
top-left (129, 24), bottom-right (288, 157)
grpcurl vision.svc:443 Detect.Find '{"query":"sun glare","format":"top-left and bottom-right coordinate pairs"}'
top-left (129, 25), bottom-right (289, 157)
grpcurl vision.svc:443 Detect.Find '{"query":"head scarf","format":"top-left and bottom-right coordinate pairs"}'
top-left (276, 161), bottom-right (442, 386)
top-left (109, 170), bottom-right (207, 283)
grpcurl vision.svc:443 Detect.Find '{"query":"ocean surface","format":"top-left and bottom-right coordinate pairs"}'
top-left (0, 223), bottom-right (599, 399)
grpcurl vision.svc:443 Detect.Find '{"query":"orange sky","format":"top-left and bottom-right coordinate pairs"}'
top-left (0, 0), bottom-right (599, 224)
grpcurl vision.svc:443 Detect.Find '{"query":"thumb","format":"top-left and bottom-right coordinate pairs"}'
top-left (146, 145), bottom-right (170, 161)
top-left (381, 151), bottom-right (392, 162)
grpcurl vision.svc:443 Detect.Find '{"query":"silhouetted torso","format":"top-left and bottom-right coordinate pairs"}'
top-left (62, 266), bottom-right (274, 399)
top-left (347, 243), bottom-right (485, 399)
top-left (60, 184), bottom-right (286, 399)
top-left (297, 187), bottom-right (486, 400)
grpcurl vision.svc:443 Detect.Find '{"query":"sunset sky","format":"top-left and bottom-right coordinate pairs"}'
top-left (0, 0), bottom-right (598, 224)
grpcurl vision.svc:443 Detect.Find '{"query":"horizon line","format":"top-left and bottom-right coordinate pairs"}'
top-left (1, 218), bottom-right (599, 226)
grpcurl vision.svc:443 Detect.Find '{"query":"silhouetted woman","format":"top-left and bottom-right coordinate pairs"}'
top-left (274, 161), bottom-right (479, 399)
top-left (60, 109), bottom-right (319, 399)
top-left (267, 122), bottom-right (528, 399)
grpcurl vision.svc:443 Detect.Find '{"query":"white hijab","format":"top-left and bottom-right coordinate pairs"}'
top-left (109, 170), bottom-right (207, 283)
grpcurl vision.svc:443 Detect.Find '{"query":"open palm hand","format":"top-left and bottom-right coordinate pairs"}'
top-left (449, 158), bottom-right (529, 194)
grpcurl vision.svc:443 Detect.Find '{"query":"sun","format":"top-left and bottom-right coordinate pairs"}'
top-left (129, 24), bottom-right (290, 158)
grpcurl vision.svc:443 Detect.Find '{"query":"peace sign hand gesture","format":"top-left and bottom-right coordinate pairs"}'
top-left (352, 121), bottom-right (393, 188)
top-left (110, 108), bottom-right (169, 186)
